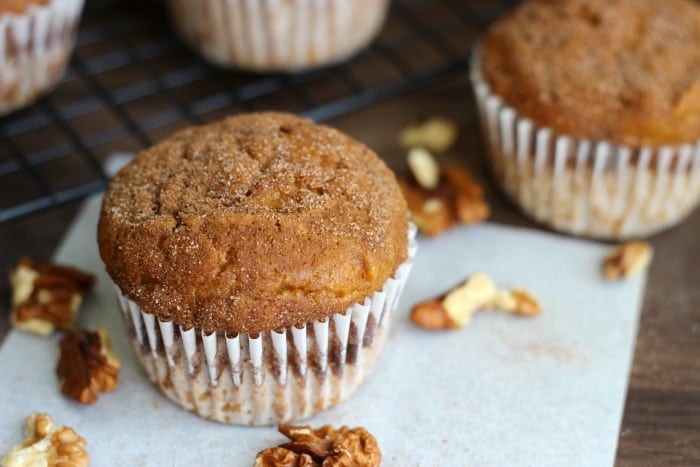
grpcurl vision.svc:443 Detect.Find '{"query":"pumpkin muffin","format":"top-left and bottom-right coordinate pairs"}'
top-left (0, 0), bottom-right (85, 115)
top-left (471, 0), bottom-right (700, 239)
top-left (98, 112), bottom-right (416, 425)
top-left (165, 0), bottom-right (391, 71)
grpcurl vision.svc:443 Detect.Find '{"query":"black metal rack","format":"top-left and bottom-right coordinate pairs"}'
top-left (0, 0), bottom-right (518, 223)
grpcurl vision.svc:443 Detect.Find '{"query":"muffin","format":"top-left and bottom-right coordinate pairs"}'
top-left (98, 112), bottom-right (416, 425)
top-left (471, 0), bottom-right (700, 239)
top-left (165, 0), bottom-right (391, 71)
top-left (0, 0), bottom-right (85, 115)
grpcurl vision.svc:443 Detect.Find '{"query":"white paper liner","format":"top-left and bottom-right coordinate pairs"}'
top-left (0, 0), bottom-right (84, 115)
top-left (470, 46), bottom-right (700, 240)
top-left (165, 0), bottom-right (390, 72)
top-left (115, 224), bottom-right (417, 425)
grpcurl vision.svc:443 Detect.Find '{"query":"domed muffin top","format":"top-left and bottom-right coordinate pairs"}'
top-left (480, 0), bottom-right (700, 147)
top-left (98, 112), bottom-right (409, 334)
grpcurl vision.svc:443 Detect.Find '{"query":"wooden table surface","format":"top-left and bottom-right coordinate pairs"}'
top-left (1, 59), bottom-right (699, 467)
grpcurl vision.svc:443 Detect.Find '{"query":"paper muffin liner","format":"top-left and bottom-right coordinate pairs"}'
top-left (114, 224), bottom-right (417, 425)
top-left (165, 0), bottom-right (391, 72)
top-left (470, 47), bottom-right (700, 240)
top-left (0, 0), bottom-right (84, 115)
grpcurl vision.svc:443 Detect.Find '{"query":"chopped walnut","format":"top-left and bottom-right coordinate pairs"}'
top-left (603, 241), bottom-right (653, 281)
top-left (1, 413), bottom-right (88, 467)
top-left (407, 147), bottom-right (440, 189)
top-left (9, 258), bottom-right (94, 336)
top-left (411, 273), bottom-right (497, 329)
top-left (493, 288), bottom-right (543, 316)
top-left (57, 328), bottom-right (121, 404)
top-left (442, 166), bottom-right (490, 225)
top-left (255, 424), bottom-right (381, 467)
top-left (410, 298), bottom-right (457, 330)
top-left (400, 156), bottom-right (489, 237)
top-left (412, 274), bottom-right (542, 330)
top-left (399, 183), bottom-right (456, 237)
top-left (254, 447), bottom-right (315, 467)
top-left (398, 116), bottom-right (458, 153)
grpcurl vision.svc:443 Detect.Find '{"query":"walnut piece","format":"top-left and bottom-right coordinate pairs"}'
top-left (411, 273), bottom-right (497, 329)
top-left (9, 258), bottom-right (94, 336)
top-left (442, 166), bottom-right (490, 225)
top-left (493, 288), bottom-right (543, 316)
top-left (398, 116), bottom-right (457, 153)
top-left (603, 241), bottom-right (653, 281)
top-left (255, 447), bottom-right (315, 467)
top-left (411, 274), bottom-right (542, 330)
top-left (399, 183), bottom-right (455, 237)
top-left (400, 163), bottom-right (489, 237)
top-left (255, 424), bottom-right (381, 467)
top-left (1, 413), bottom-right (88, 467)
top-left (410, 298), bottom-right (457, 330)
top-left (407, 147), bottom-right (440, 189)
top-left (57, 328), bottom-right (121, 405)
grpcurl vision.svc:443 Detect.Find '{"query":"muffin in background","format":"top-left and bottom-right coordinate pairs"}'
top-left (165, 0), bottom-right (390, 72)
top-left (0, 0), bottom-right (85, 115)
top-left (98, 112), bottom-right (416, 425)
top-left (471, 0), bottom-right (700, 239)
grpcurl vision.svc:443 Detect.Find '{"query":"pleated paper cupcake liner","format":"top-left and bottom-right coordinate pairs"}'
top-left (0, 0), bottom-right (84, 115)
top-left (165, 0), bottom-right (390, 72)
top-left (470, 47), bottom-right (700, 240)
top-left (114, 224), bottom-right (417, 425)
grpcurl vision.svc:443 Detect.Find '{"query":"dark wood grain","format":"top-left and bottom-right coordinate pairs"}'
top-left (1, 78), bottom-right (698, 466)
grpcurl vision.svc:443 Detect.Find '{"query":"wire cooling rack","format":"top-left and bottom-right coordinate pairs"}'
top-left (0, 0), bottom-right (519, 223)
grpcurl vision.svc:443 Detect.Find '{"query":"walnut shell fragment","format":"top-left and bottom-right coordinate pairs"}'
top-left (9, 258), bottom-right (94, 336)
top-left (255, 423), bottom-right (381, 467)
top-left (1, 413), bottom-right (88, 467)
top-left (57, 328), bottom-right (121, 405)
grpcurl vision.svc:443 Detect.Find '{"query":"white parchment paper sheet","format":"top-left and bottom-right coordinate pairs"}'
top-left (0, 194), bottom-right (645, 466)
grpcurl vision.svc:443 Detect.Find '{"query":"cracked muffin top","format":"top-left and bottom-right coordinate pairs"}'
top-left (98, 112), bottom-right (409, 334)
top-left (480, 0), bottom-right (700, 147)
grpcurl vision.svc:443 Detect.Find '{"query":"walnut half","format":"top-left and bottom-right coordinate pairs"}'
top-left (57, 328), bottom-right (121, 405)
top-left (1, 413), bottom-right (88, 467)
top-left (255, 424), bottom-right (381, 467)
top-left (9, 258), bottom-right (94, 336)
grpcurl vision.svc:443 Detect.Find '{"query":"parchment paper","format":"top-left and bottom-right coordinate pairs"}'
top-left (0, 191), bottom-right (645, 466)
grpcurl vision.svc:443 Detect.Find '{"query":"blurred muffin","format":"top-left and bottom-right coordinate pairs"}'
top-left (471, 0), bottom-right (700, 239)
top-left (98, 112), bottom-right (415, 425)
top-left (0, 0), bottom-right (85, 115)
top-left (165, 0), bottom-right (391, 71)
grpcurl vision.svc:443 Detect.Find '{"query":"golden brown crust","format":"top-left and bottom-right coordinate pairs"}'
top-left (0, 0), bottom-right (49, 15)
top-left (481, 0), bottom-right (700, 147)
top-left (98, 112), bottom-right (408, 335)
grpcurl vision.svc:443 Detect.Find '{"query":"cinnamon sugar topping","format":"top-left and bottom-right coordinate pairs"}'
top-left (98, 112), bottom-right (409, 334)
top-left (482, 0), bottom-right (700, 146)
